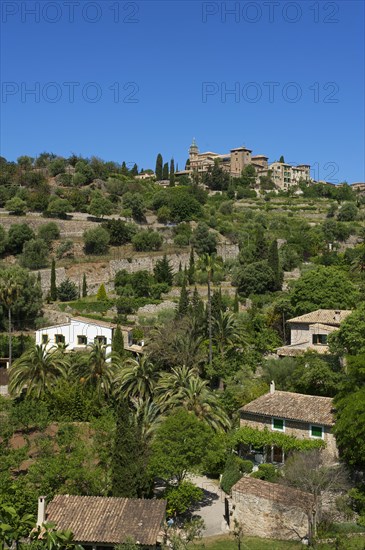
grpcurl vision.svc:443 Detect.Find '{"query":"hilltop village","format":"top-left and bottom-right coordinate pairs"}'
top-left (0, 147), bottom-right (365, 549)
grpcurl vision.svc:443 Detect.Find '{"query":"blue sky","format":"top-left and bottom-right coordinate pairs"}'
top-left (1, 0), bottom-right (364, 183)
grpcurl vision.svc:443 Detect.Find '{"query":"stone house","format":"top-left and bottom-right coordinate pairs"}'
top-left (276, 309), bottom-right (352, 357)
top-left (230, 477), bottom-right (314, 541)
top-left (37, 495), bottom-right (166, 549)
top-left (239, 383), bottom-right (338, 464)
top-left (36, 316), bottom-right (144, 356)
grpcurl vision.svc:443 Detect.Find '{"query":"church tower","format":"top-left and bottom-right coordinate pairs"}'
top-left (189, 138), bottom-right (199, 163)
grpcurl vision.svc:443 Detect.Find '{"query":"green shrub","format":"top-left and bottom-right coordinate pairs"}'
top-left (83, 226), bottom-right (110, 255)
top-left (165, 481), bottom-right (203, 516)
top-left (251, 463), bottom-right (280, 482)
top-left (221, 454), bottom-right (253, 494)
top-left (132, 229), bottom-right (162, 251)
top-left (38, 222), bottom-right (60, 244)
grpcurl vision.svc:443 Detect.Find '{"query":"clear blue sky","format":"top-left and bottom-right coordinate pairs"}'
top-left (1, 0), bottom-right (364, 183)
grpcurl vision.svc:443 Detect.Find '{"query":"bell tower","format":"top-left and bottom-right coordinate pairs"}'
top-left (189, 137), bottom-right (199, 163)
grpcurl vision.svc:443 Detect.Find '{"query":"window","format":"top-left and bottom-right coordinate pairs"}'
top-left (77, 335), bottom-right (87, 346)
top-left (55, 334), bottom-right (65, 345)
top-left (310, 425), bottom-right (323, 439)
top-left (312, 334), bottom-right (328, 345)
top-left (41, 335), bottom-right (48, 345)
top-left (94, 336), bottom-right (107, 345)
top-left (272, 417), bottom-right (285, 431)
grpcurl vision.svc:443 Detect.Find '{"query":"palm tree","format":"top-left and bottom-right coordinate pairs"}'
top-left (9, 344), bottom-right (69, 398)
top-left (72, 340), bottom-right (119, 399)
top-left (156, 365), bottom-right (198, 404)
top-left (156, 366), bottom-right (230, 431)
top-left (196, 253), bottom-right (223, 368)
top-left (213, 310), bottom-right (244, 362)
top-left (0, 279), bottom-right (21, 369)
top-left (129, 396), bottom-right (162, 443)
top-left (114, 354), bottom-right (158, 401)
top-left (351, 244), bottom-right (365, 274)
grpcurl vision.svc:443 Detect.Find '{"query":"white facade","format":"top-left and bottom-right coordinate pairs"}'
top-left (36, 317), bottom-right (144, 355)
top-left (36, 318), bottom-right (115, 351)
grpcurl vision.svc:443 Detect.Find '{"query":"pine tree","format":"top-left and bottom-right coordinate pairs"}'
top-left (50, 258), bottom-right (57, 301)
top-left (162, 162), bottom-right (169, 180)
top-left (154, 255), bottom-right (173, 285)
top-left (169, 158), bottom-right (175, 186)
top-left (268, 239), bottom-right (283, 291)
top-left (113, 325), bottom-right (125, 357)
top-left (233, 290), bottom-right (239, 313)
top-left (177, 277), bottom-right (189, 318)
top-left (155, 153), bottom-right (163, 180)
top-left (96, 283), bottom-right (108, 301)
top-left (82, 273), bottom-right (88, 298)
top-left (188, 248), bottom-right (195, 285)
top-left (111, 401), bottom-right (149, 498)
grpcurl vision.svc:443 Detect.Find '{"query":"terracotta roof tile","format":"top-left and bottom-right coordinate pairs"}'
top-left (241, 391), bottom-right (335, 426)
top-left (232, 477), bottom-right (314, 510)
top-left (288, 309), bottom-right (352, 326)
top-left (46, 495), bottom-right (166, 545)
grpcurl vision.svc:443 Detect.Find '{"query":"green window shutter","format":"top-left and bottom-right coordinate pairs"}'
top-left (311, 425), bottom-right (323, 438)
top-left (273, 418), bottom-right (284, 430)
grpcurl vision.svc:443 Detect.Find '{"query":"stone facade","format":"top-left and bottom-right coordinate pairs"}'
top-left (230, 478), bottom-right (313, 540)
top-left (240, 412), bottom-right (338, 464)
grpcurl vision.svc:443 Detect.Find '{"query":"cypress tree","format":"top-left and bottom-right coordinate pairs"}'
top-left (162, 162), bottom-right (169, 180)
top-left (121, 161), bottom-right (129, 175)
top-left (177, 277), bottom-right (189, 318)
top-left (279, 155), bottom-right (285, 163)
top-left (233, 290), bottom-right (239, 313)
top-left (268, 239), bottom-right (283, 291)
top-left (169, 158), bottom-right (175, 186)
top-left (131, 163), bottom-right (138, 176)
top-left (188, 248), bottom-right (195, 285)
top-left (155, 153), bottom-right (163, 180)
top-left (211, 287), bottom-right (223, 319)
top-left (190, 285), bottom-right (204, 321)
top-left (113, 325), bottom-right (125, 357)
top-left (255, 227), bottom-right (268, 260)
top-left (111, 401), bottom-right (149, 498)
top-left (50, 258), bottom-right (57, 301)
top-left (82, 273), bottom-right (88, 298)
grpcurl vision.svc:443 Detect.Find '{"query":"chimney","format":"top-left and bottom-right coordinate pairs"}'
top-left (37, 496), bottom-right (47, 527)
top-left (270, 380), bottom-right (275, 394)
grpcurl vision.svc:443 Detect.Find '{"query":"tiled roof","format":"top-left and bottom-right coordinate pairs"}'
top-left (241, 391), bottom-right (335, 426)
top-left (46, 495), bottom-right (166, 545)
top-left (232, 477), bottom-right (314, 510)
top-left (288, 309), bottom-right (352, 326)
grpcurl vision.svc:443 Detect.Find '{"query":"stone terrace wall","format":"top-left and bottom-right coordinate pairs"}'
top-left (217, 242), bottom-right (239, 260)
top-left (109, 243), bottom-right (239, 278)
top-left (230, 487), bottom-right (310, 540)
top-left (37, 267), bottom-right (66, 292)
top-left (109, 252), bottom-right (191, 278)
